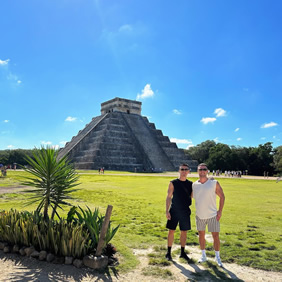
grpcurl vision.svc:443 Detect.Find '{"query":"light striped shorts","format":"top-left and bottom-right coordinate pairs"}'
top-left (196, 215), bottom-right (220, 232)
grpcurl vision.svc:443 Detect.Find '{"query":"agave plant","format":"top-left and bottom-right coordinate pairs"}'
top-left (21, 147), bottom-right (80, 221)
top-left (0, 209), bottom-right (91, 258)
top-left (67, 206), bottom-right (120, 250)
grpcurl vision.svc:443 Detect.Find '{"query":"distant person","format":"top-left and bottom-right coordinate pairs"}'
top-left (165, 163), bottom-right (193, 261)
top-left (0, 164), bottom-right (4, 177)
top-left (98, 168), bottom-right (101, 174)
top-left (192, 163), bottom-right (225, 267)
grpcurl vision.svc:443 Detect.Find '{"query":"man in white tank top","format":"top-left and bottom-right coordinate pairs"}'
top-left (192, 163), bottom-right (225, 267)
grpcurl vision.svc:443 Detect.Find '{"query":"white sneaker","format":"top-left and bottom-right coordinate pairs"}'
top-left (215, 256), bottom-right (223, 267)
top-left (198, 255), bottom-right (207, 263)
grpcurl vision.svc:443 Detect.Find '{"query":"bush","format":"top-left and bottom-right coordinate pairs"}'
top-left (0, 207), bottom-right (119, 258)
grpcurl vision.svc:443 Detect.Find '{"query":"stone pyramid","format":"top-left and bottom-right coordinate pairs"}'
top-left (58, 97), bottom-right (197, 172)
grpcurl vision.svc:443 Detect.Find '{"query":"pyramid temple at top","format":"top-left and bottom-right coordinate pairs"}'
top-left (58, 97), bottom-right (197, 172)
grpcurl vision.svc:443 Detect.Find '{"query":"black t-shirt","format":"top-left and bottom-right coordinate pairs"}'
top-left (170, 178), bottom-right (192, 211)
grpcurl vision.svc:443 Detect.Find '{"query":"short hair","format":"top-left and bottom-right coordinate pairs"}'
top-left (198, 163), bottom-right (208, 169)
top-left (179, 163), bottom-right (190, 169)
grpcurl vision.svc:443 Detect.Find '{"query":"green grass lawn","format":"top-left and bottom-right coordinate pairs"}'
top-left (0, 170), bottom-right (282, 272)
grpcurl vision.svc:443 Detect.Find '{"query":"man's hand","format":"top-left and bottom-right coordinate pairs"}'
top-left (166, 211), bottom-right (171, 220)
top-left (216, 210), bottom-right (222, 221)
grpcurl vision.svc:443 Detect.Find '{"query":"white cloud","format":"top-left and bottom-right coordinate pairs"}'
top-left (214, 108), bottom-right (226, 117)
top-left (235, 128), bottom-right (240, 132)
top-left (237, 138), bottom-right (242, 141)
top-left (214, 137), bottom-right (219, 143)
top-left (7, 145), bottom-right (14, 149)
top-left (119, 24), bottom-right (133, 32)
top-left (65, 116), bottom-right (77, 122)
top-left (261, 122), bottom-right (278, 128)
top-left (201, 117), bottom-right (216, 124)
top-left (60, 141), bottom-right (67, 146)
top-left (170, 138), bottom-right (193, 145)
top-left (41, 141), bottom-right (52, 145)
top-left (136, 84), bottom-right (154, 100)
top-left (173, 109), bottom-right (182, 115)
top-left (3, 120), bottom-right (9, 123)
top-left (0, 59), bottom-right (9, 66)
top-left (261, 137), bottom-right (266, 140)
top-left (17, 80), bottom-right (22, 84)
top-left (273, 136), bottom-right (276, 139)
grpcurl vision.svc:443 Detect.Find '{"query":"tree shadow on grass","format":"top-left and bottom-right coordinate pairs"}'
top-left (0, 251), bottom-right (119, 282)
top-left (172, 260), bottom-right (244, 281)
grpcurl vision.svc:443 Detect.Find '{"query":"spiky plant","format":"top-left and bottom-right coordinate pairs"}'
top-left (21, 147), bottom-right (80, 221)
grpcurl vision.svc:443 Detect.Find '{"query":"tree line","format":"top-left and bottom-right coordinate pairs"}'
top-left (184, 141), bottom-right (282, 176)
top-left (1, 143), bottom-right (281, 176)
top-left (0, 149), bottom-right (34, 167)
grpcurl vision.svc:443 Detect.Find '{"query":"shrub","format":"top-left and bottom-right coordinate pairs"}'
top-left (0, 207), bottom-right (119, 258)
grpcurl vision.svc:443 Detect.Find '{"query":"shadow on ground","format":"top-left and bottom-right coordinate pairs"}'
top-left (173, 260), bottom-right (244, 281)
top-left (0, 251), bottom-right (119, 282)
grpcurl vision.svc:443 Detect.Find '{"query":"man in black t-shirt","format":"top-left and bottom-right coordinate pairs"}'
top-left (165, 163), bottom-right (193, 261)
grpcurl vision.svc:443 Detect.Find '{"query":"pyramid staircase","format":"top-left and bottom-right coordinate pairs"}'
top-left (58, 112), bottom-right (197, 172)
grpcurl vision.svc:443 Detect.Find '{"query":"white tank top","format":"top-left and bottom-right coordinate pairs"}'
top-left (192, 179), bottom-right (217, 219)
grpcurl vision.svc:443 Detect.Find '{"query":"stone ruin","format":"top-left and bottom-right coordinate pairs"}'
top-left (58, 97), bottom-right (197, 172)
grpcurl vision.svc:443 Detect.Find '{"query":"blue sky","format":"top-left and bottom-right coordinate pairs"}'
top-left (1, 0), bottom-right (281, 150)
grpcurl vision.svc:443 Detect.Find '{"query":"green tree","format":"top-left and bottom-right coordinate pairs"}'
top-left (184, 140), bottom-right (216, 163)
top-left (21, 147), bottom-right (80, 221)
top-left (273, 146), bottom-right (282, 174)
top-left (206, 143), bottom-right (232, 170)
top-left (248, 142), bottom-right (274, 175)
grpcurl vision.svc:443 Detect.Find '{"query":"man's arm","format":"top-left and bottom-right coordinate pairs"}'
top-left (215, 181), bottom-right (225, 221)
top-left (166, 182), bottom-right (174, 220)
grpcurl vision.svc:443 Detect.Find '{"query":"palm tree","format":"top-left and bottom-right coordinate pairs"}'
top-left (21, 147), bottom-right (80, 221)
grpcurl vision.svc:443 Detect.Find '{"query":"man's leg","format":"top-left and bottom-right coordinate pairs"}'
top-left (166, 229), bottom-right (175, 260)
top-left (180, 230), bottom-right (187, 248)
top-left (198, 230), bottom-right (206, 250)
top-left (212, 232), bottom-right (220, 251)
top-left (212, 232), bottom-right (222, 267)
top-left (179, 230), bottom-right (191, 260)
top-left (168, 229), bottom-right (175, 247)
top-left (198, 230), bottom-right (207, 263)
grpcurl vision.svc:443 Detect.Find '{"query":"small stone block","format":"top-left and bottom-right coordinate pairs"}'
top-left (65, 256), bottom-right (73, 265)
top-left (39, 251), bottom-right (47, 261)
top-left (25, 247), bottom-right (35, 257)
top-left (73, 259), bottom-right (83, 268)
top-left (3, 246), bottom-right (11, 253)
top-left (12, 245), bottom-right (20, 253)
top-left (19, 247), bottom-right (26, 256)
top-left (83, 255), bottom-right (108, 269)
top-left (30, 251), bottom-right (40, 258)
top-left (0, 242), bottom-right (8, 250)
top-left (46, 253), bottom-right (55, 263)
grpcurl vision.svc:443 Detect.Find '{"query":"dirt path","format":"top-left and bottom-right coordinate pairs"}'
top-left (0, 185), bottom-right (29, 195)
top-left (0, 247), bottom-right (281, 282)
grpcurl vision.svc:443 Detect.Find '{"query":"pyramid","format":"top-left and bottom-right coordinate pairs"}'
top-left (58, 97), bottom-right (197, 172)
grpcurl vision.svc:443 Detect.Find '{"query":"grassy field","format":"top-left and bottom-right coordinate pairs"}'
top-left (0, 171), bottom-right (282, 273)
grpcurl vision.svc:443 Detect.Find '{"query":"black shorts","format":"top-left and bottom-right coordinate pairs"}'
top-left (166, 208), bottom-right (191, 231)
